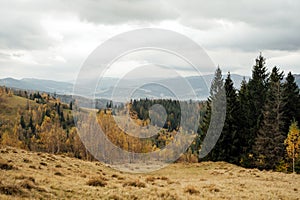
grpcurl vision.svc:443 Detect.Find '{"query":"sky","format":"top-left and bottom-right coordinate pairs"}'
top-left (0, 0), bottom-right (300, 81)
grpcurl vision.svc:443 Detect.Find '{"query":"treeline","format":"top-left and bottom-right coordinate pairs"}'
top-left (130, 99), bottom-right (206, 132)
top-left (199, 54), bottom-right (300, 172)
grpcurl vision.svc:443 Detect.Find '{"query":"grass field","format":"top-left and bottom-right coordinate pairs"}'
top-left (0, 94), bottom-right (29, 121)
top-left (0, 146), bottom-right (299, 200)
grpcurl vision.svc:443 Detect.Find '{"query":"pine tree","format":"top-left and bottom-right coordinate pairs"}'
top-left (253, 66), bottom-right (285, 170)
top-left (198, 98), bottom-right (211, 143)
top-left (20, 115), bottom-right (26, 129)
top-left (283, 72), bottom-right (300, 133)
top-left (69, 101), bottom-right (73, 110)
top-left (247, 53), bottom-right (269, 158)
top-left (208, 72), bottom-right (240, 163)
top-left (238, 78), bottom-right (254, 166)
top-left (223, 72), bottom-right (240, 163)
top-left (199, 66), bottom-right (226, 160)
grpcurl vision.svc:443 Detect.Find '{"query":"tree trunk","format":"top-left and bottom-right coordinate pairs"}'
top-left (293, 145), bottom-right (295, 173)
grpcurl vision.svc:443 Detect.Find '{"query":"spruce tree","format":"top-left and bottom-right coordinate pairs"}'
top-left (237, 78), bottom-right (254, 166)
top-left (224, 72), bottom-right (241, 163)
top-left (283, 72), bottom-right (300, 133)
top-left (247, 53), bottom-right (269, 157)
top-left (20, 115), bottom-right (26, 129)
top-left (199, 67), bottom-right (226, 160)
top-left (253, 66), bottom-right (285, 170)
top-left (209, 72), bottom-right (240, 163)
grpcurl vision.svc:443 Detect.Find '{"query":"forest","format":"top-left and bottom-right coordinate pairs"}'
top-left (0, 54), bottom-right (300, 173)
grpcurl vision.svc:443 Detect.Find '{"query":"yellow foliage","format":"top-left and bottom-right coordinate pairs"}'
top-left (285, 121), bottom-right (300, 159)
top-left (284, 121), bottom-right (300, 172)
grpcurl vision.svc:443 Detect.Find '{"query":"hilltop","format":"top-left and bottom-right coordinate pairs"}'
top-left (1, 146), bottom-right (299, 200)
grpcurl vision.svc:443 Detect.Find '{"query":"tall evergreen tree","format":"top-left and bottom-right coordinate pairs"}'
top-left (20, 115), bottom-right (26, 129)
top-left (200, 66), bottom-right (226, 160)
top-left (283, 72), bottom-right (300, 133)
top-left (253, 66), bottom-right (285, 170)
top-left (237, 78), bottom-right (254, 166)
top-left (247, 53), bottom-right (269, 156)
top-left (198, 67), bottom-right (224, 147)
top-left (209, 72), bottom-right (240, 163)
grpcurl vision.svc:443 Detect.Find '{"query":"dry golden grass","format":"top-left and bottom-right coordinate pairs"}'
top-left (0, 146), bottom-right (300, 199)
top-left (0, 94), bottom-right (29, 122)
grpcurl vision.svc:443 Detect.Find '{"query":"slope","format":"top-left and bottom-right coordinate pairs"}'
top-left (0, 146), bottom-right (299, 200)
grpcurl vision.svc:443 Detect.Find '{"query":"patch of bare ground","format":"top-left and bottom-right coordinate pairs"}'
top-left (1, 146), bottom-right (300, 199)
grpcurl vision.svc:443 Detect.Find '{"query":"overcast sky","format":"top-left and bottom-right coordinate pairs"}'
top-left (0, 0), bottom-right (300, 81)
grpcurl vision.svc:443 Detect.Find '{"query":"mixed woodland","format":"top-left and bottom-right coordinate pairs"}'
top-left (0, 54), bottom-right (300, 173)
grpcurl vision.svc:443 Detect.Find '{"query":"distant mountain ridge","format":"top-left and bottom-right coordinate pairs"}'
top-left (0, 77), bottom-right (73, 94)
top-left (1, 74), bottom-right (299, 101)
top-left (294, 74), bottom-right (300, 87)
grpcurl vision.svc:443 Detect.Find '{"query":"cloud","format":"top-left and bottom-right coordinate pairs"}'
top-left (0, 3), bottom-right (56, 50)
top-left (173, 0), bottom-right (300, 51)
top-left (0, 0), bottom-right (300, 80)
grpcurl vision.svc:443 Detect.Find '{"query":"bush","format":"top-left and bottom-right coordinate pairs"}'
top-left (0, 160), bottom-right (13, 170)
top-left (123, 180), bottom-right (146, 188)
top-left (40, 162), bottom-right (47, 166)
top-left (86, 178), bottom-right (107, 187)
top-left (145, 176), bottom-right (156, 182)
top-left (23, 158), bottom-right (32, 163)
top-left (159, 176), bottom-right (169, 181)
top-left (54, 172), bottom-right (64, 176)
top-left (29, 165), bottom-right (36, 169)
top-left (0, 183), bottom-right (24, 196)
top-left (19, 180), bottom-right (35, 190)
top-left (108, 194), bottom-right (121, 200)
top-left (184, 186), bottom-right (200, 195)
top-left (15, 175), bottom-right (35, 183)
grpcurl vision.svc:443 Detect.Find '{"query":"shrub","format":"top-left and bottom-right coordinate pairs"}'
top-left (15, 176), bottom-right (35, 183)
top-left (108, 194), bottom-right (121, 200)
top-left (159, 176), bottom-right (169, 181)
top-left (19, 180), bottom-right (35, 190)
top-left (23, 158), bottom-right (31, 163)
top-left (111, 174), bottom-right (118, 178)
top-left (123, 180), bottom-right (146, 188)
top-left (40, 162), bottom-right (47, 166)
top-left (54, 172), bottom-right (64, 176)
top-left (86, 178), bottom-right (107, 187)
top-left (145, 176), bottom-right (156, 182)
top-left (0, 183), bottom-right (24, 196)
top-left (184, 186), bottom-right (200, 195)
top-left (0, 160), bottom-right (13, 170)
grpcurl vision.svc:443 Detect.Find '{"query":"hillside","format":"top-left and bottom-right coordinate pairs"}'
top-left (1, 146), bottom-right (299, 200)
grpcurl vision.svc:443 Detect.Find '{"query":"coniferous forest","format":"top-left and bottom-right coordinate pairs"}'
top-left (1, 54), bottom-right (300, 173)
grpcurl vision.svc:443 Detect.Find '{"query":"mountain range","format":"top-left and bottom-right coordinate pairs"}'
top-left (1, 74), bottom-right (299, 101)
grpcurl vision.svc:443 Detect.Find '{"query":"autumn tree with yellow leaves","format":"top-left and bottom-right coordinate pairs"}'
top-left (285, 121), bottom-right (300, 173)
